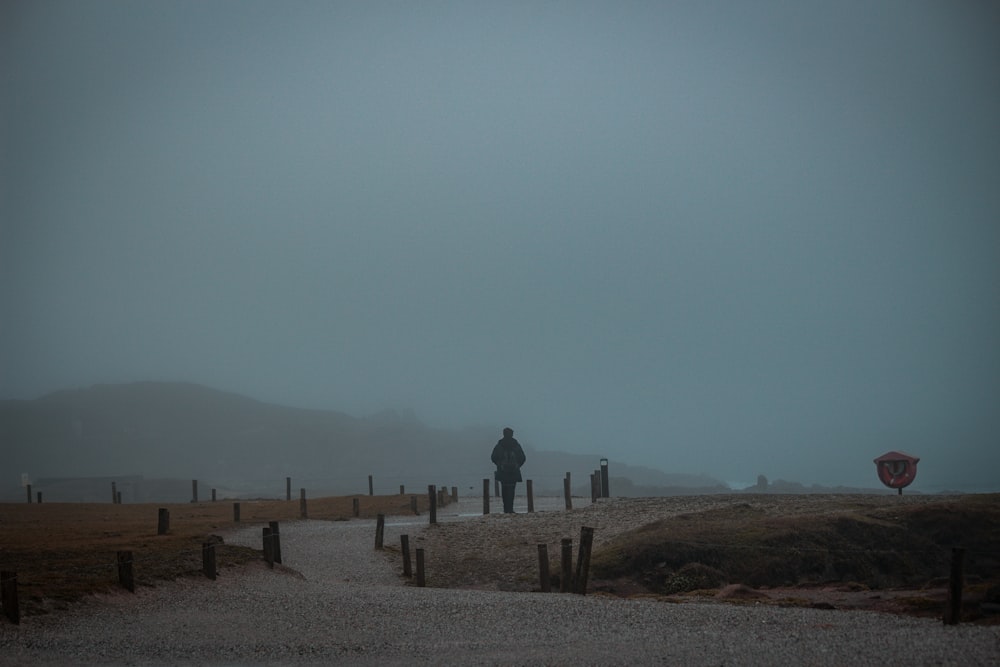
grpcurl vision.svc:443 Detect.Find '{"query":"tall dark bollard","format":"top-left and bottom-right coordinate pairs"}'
top-left (560, 538), bottom-right (573, 593)
top-left (157, 508), bottom-right (170, 535)
top-left (233, 502), bottom-right (241, 522)
top-left (600, 458), bottom-right (610, 498)
top-left (117, 551), bottom-right (135, 592)
top-left (451, 486), bottom-right (458, 503)
top-left (36, 492), bottom-right (42, 504)
top-left (537, 544), bottom-right (551, 592)
top-left (368, 475), bottom-right (374, 496)
top-left (526, 480), bottom-right (534, 513)
top-left (401, 535), bottom-right (412, 577)
top-left (1, 571), bottom-right (19, 624)
top-left (574, 526), bottom-right (595, 595)
top-left (299, 488), bottom-right (307, 519)
top-left (202, 543), bottom-right (217, 580)
top-left (482, 478), bottom-right (491, 515)
top-left (269, 521), bottom-right (282, 564)
top-left (375, 514), bottom-right (385, 550)
top-left (192, 479), bottom-right (198, 503)
top-left (400, 484), bottom-right (405, 495)
top-left (211, 488), bottom-right (217, 502)
top-left (111, 481), bottom-right (117, 504)
top-left (428, 485), bottom-right (437, 525)
top-left (25, 484), bottom-right (32, 504)
top-left (563, 474), bottom-right (573, 510)
top-left (117, 491), bottom-right (122, 505)
top-left (415, 548), bottom-right (426, 587)
top-left (286, 477), bottom-right (291, 501)
top-left (262, 527), bottom-right (274, 568)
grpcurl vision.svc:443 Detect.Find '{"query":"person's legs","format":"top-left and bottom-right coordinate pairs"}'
top-left (501, 482), bottom-right (516, 513)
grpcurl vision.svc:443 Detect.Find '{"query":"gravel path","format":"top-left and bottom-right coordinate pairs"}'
top-left (1, 497), bottom-right (997, 666)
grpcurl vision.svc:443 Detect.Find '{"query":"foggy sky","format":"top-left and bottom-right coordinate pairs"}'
top-left (2, 1), bottom-right (998, 491)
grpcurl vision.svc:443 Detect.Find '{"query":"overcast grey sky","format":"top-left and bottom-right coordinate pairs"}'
top-left (2, 1), bottom-right (998, 491)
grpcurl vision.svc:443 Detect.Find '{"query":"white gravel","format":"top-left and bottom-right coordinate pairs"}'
top-left (1, 497), bottom-right (997, 666)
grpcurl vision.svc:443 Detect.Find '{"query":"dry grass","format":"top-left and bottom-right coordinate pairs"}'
top-left (0, 494), bottom-right (430, 616)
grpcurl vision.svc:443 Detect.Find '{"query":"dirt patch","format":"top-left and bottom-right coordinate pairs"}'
top-left (0, 493), bottom-right (432, 616)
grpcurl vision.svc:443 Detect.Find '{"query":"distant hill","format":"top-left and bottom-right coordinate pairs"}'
top-left (1, 382), bottom-right (726, 502)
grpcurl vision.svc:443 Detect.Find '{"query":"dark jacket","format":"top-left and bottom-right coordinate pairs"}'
top-left (491, 436), bottom-right (526, 483)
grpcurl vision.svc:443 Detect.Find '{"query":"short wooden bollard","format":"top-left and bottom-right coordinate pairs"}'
top-left (117, 551), bottom-right (135, 592)
top-left (116, 491), bottom-right (122, 505)
top-left (574, 527), bottom-right (594, 595)
top-left (368, 475), bottom-right (374, 496)
top-left (564, 474), bottom-right (573, 510)
top-left (353, 497), bottom-right (360, 517)
top-left (25, 484), bottom-right (32, 504)
top-left (428, 485), bottom-right (437, 525)
top-left (157, 508), bottom-right (170, 535)
top-left (415, 548), bottom-right (426, 587)
top-left (945, 547), bottom-right (966, 625)
top-left (401, 535), bottom-right (412, 577)
top-left (111, 481), bottom-right (117, 504)
top-left (263, 527), bottom-right (274, 568)
top-left (400, 484), bottom-right (405, 495)
top-left (537, 544), bottom-right (551, 592)
top-left (202, 543), bottom-right (217, 580)
top-left (561, 538), bottom-right (573, 593)
top-left (286, 477), bottom-right (292, 501)
top-left (482, 478), bottom-right (490, 515)
top-left (299, 488), bottom-right (307, 519)
top-left (233, 502), bottom-right (241, 522)
top-left (526, 480), bottom-right (534, 513)
top-left (410, 495), bottom-right (418, 515)
top-left (192, 479), bottom-right (198, 503)
top-left (211, 488), bottom-right (217, 502)
top-left (375, 514), bottom-right (385, 550)
top-left (451, 486), bottom-right (458, 502)
top-left (269, 521), bottom-right (282, 564)
top-left (1, 571), bottom-right (19, 625)
top-left (36, 492), bottom-right (42, 504)
top-left (590, 472), bottom-right (599, 503)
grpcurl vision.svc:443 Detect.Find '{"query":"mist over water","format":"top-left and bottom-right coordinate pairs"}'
top-left (2, 2), bottom-right (998, 492)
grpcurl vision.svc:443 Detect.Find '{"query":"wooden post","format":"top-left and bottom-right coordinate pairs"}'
top-left (263, 527), bottom-right (274, 568)
top-left (410, 495), bottom-right (418, 515)
top-left (945, 547), bottom-right (966, 625)
top-left (375, 514), bottom-right (385, 550)
top-left (415, 548), bottom-right (426, 587)
top-left (191, 479), bottom-right (198, 503)
top-left (117, 551), bottom-right (135, 592)
top-left (157, 508), bottom-right (170, 535)
top-left (438, 488), bottom-right (446, 507)
top-left (233, 502), bottom-right (241, 522)
top-left (211, 488), bottom-right (217, 502)
top-left (36, 492), bottom-right (42, 504)
top-left (117, 491), bottom-right (122, 505)
top-left (600, 459), bottom-right (610, 498)
top-left (526, 480), bottom-right (534, 513)
top-left (561, 538), bottom-right (573, 593)
top-left (482, 478), bottom-right (490, 515)
top-left (353, 497), bottom-right (360, 517)
top-left (1, 571), bottom-right (19, 625)
top-left (202, 543), bottom-right (217, 580)
top-left (590, 472), bottom-right (598, 503)
top-left (400, 484), bottom-right (405, 495)
top-left (401, 535), bottom-right (412, 577)
top-left (537, 544), bottom-right (551, 592)
top-left (269, 521), bottom-right (282, 564)
top-left (111, 481), bottom-right (117, 504)
top-left (25, 484), bottom-right (32, 504)
top-left (574, 527), bottom-right (594, 595)
top-left (428, 485), bottom-right (437, 525)
top-left (368, 475), bottom-right (374, 496)
top-left (299, 488), bottom-right (307, 519)
top-left (286, 477), bottom-right (291, 501)
top-left (564, 474), bottom-right (572, 510)
top-left (451, 486), bottom-right (458, 502)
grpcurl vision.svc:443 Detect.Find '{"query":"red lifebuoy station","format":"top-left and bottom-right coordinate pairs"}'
top-left (874, 450), bottom-right (920, 495)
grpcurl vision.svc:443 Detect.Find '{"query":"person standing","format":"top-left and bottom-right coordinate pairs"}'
top-left (491, 427), bottom-right (526, 513)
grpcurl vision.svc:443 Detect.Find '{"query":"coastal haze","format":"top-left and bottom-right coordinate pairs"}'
top-left (2, 2), bottom-right (998, 493)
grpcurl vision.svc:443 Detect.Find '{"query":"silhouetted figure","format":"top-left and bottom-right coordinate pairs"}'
top-left (491, 427), bottom-right (526, 513)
